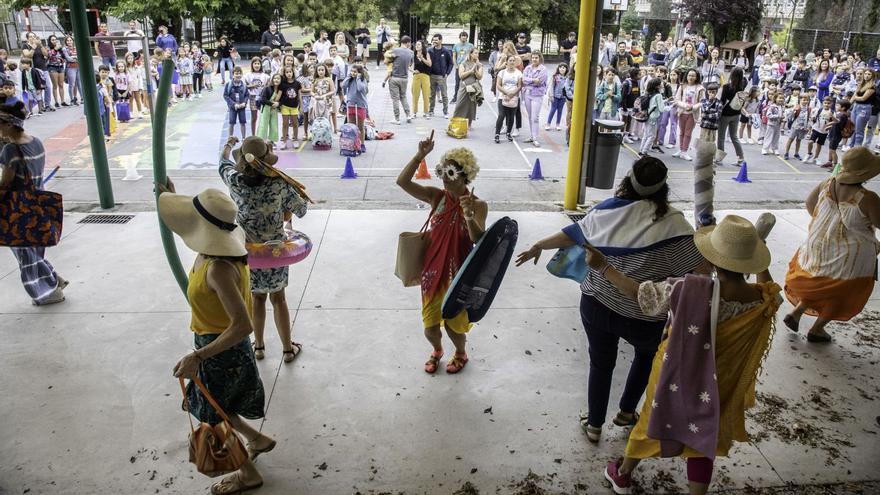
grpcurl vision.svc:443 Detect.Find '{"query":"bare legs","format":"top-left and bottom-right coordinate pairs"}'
top-left (251, 291), bottom-right (294, 354)
top-left (784, 302), bottom-right (831, 339)
top-left (618, 457), bottom-right (709, 495)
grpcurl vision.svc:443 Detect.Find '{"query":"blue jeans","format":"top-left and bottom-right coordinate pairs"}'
top-left (218, 57), bottom-right (234, 83)
top-left (547, 96), bottom-right (566, 125)
top-left (580, 294), bottom-right (665, 427)
top-left (102, 55), bottom-right (117, 68)
top-left (851, 102), bottom-right (872, 147)
top-left (40, 69), bottom-right (52, 108)
top-left (66, 67), bottom-right (82, 101)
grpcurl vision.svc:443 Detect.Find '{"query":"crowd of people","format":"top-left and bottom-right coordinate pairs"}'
top-left (596, 31), bottom-right (880, 171)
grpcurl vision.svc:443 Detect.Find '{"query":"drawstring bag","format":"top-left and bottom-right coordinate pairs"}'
top-left (546, 244), bottom-right (589, 283)
top-left (179, 377), bottom-right (248, 478)
top-left (0, 145), bottom-right (63, 247)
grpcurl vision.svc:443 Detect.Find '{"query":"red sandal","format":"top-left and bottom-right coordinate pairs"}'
top-left (425, 350), bottom-right (443, 374)
top-left (446, 352), bottom-right (469, 374)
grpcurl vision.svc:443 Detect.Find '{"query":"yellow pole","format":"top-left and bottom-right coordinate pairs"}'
top-left (564, 0), bottom-right (598, 210)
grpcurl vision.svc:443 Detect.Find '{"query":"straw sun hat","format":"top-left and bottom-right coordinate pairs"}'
top-left (158, 189), bottom-right (247, 257)
top-left (232, 136), bottom-right (279, 169)
top-left (694, 215), bottom-right (770, 274)
top-left (835, 146), bottom-right (880, 185)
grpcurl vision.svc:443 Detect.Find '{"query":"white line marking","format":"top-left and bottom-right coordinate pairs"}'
top-left (485, 98), bottom-right (535, 170)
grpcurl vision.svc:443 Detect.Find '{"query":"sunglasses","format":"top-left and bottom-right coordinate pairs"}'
top-left (435, 162), bottom-right (463, 181)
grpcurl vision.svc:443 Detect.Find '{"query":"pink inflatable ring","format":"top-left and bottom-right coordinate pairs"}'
top-left (246, 230), bottom-right (313, 269)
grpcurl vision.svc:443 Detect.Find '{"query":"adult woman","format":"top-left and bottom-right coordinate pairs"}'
top-left (215, 36), bottom-right (236, 85)
top-left (412, 40), bottom-right (432, 118)
top-left (487, 39), bottom-right (504, 101)
top-left (701, 48), bottom-right (725, 87)
top-left (674, 69), bottom-right (703, 161)
top-left (452, 48), bottom-right (483, 127)
top-left (396, 133), bottom-right (486, 374)
top-left (515, 157), bottom-right (705, 443)
top-left (494, 55), bottom-right (522, 143)
top-left (732, 49), bottom-right (749, 70)
top-left (46, 37), bottom-right (66, 107)
top-left (62, 36), bottom-right (80, 106)
top-left (814, 59), bottom-right (834, 101)
top-left (784, 148), bottom-right (880, 342)
top-left (717, 67), bottom-right (747, 166)
top-left (671, 41), bottom-right (698, 78)
top-left (0, 102), bottom-right (66, 306)
top-left (850, 70), bottom-right (876, 147)
top-left (599, 214), bottom-right (781, 495)
top-left (23, 32), bottom-right (53, 112)
top-left (334, 32), bottom-right (350, 61)
top-left (495, 41), bottom-right (523, 135)
top-left (160, 183), bottom-right (276, 495)
top-left (521, 51), bottom-right (548, 147)
top-left (218, 135), bottom-right (308, 361)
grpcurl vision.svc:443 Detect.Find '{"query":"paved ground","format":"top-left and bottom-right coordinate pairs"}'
top-left (0, 209), bottom-right (878, 495)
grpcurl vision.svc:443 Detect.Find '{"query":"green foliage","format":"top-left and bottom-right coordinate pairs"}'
top-left (539, 0), bottom-right (580, 43)
top-left (679, 0), bottom-right (761, 44)
top-left (282, 0), bottom-right (380, 31)
top-left (619, 6), bottom-right (642, 37)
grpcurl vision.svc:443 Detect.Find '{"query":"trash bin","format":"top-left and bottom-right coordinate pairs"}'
top-left (586, 119), bottom-right (625, 190)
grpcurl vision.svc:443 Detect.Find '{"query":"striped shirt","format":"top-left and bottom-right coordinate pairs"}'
top-left (563, 223), bottom-right (704, 322)
top-left (0, 139), bottom-right (46, 189)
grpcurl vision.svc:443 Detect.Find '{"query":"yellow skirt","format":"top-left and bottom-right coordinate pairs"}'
top-left (785, 254), bottom-right (874, 321)
top-left (422, 286), bottom-right (472, 334)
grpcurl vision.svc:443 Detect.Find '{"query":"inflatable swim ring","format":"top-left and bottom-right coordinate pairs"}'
top-left (246, 230), bottom-right (312, 269)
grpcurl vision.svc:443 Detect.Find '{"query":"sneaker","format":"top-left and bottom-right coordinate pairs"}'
top-left (671, 150), bottom-right (681, 158)
top-left (507, 133), bottom-right (513, 142)
top-left (604, 460), bottom-right (633, 494)
top-left (494, 134), bottom-right (500, 143)
top-left (557, 125), bottom-right (563, 131)
top-left (390, 118), bottom-right (401, 125)
top-left (533, 140), bottom-right (540, 147)
top-left (820, 161), bottom-right (833, 169)
top-left (761, 150), bottom-right (769, 155)
top-left (544, 124), bottom-right (551, 131)
top-left (47, 106), bottom-right (56, 112)
top-left (511, 129), bottom-right (520, 137)
top-left (425, 113), bottom-right (431, 120)
top-left (360, 143), bottom-right (366, 153)
top-left (783, 153), bottom-right (790, 160)
top-left (406, 115), bottom-right (412, 123)
top-left (665, 143), bottom-right (674, 149)
top-left (490, 95), bottom-right (497, 103)
top-left (804, 156), bottom-right (815, 164)
top-left (279, 139), bottom-right (288, 150)
top-left (623, 136), bottom-right (634, 144)
top-left (682, 153), bottom-right (693, 161)
top-left (33, 286), bottom-right (65, 306)
top-left (443, 113), bottom-right (449, 119)
top-left (748, 138), bottom-right (755, 144)
top-left (524, 137), bottom-right (533, 144)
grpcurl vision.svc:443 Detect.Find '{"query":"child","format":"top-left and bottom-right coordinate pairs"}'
top-left (244, 57), bottom-right (270, 136)
top-left (699, 82), bottom-right (722, 143)
top-left (5, 61), bottom-right (22, 104)
top-left (278, 65), bottom-right (302, 149)
top-left (657, 68), bottom-right (677, 149)
top-left (330, 45), bottom-right (348, 111)
top-left (257, 73), bottom-right (282, 143)
top-left (739, 86), bottom-right (760, 144)
top-left (564, 66), bottom-right (576, 146)
top-left (761, 93), bottom-right (784, 155)
top-left (805, 97), bottom-right (834, 164)
top-left (224, 66), bottom-right (248, 138)
top-left (99, 64), bottom-right (118, 135)
top-left (546, 63), bottom-right (569, 130)
top-left (639, 77), bottom-right (664, 156)
top-left (201, 54), bottom-right (214, 91)
top-left (95, 70), bottom-right (112, 140)
top-left (260, 46), bottom-right (272, 75)
top-left (113, 60), bottom-right (131, 123)
top-left (1, 78), bottom-right (20, 106)
top-left (621, 67), bottom-right (641, 143)
top-left (595, 67), bottom-right (621, 120)
top-left (270, 49), bottom-right (283, 76)
top-left (783, 95), bottom-right (811, 159)
top-left (298, 64), bottom-right (314, 140)
top-left (824, 99), bottom-right (851, 169)
top-left (177, 47), bottom-right (194, 100)
top-left (19, 58), bottom-right (43, 115)
top-left (192, 52), bottom-right (204, 98)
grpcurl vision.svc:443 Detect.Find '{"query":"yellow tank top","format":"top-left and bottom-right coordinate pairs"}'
top-left (188, 258), bottom-right (253, 335)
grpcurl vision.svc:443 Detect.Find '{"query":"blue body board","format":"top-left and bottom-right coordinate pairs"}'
top-left (441, 217), bottom-right (518, 322)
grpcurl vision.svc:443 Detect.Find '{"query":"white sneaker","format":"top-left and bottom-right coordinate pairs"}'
top-left (280, 140), bottom-right (288, 150)
top-left (671, 150), bottom-right (681, 158)
top-left (556, 126), bottom-right (562, 131)
top-left (544, 125), bottom-right (551, 131)
top-left (406, 115), bottom-right (412, 123)
top-left (761, 150), bottom-right (769, 155)
top-left (665, 143), bottom-right (674, 149)
top-left (390, 118), bottom-right (400, 125)
top-left (511, 129), bottom-right (520, 137)
top-left (747, 138), bottom-right (754, 144)
top-left (682, 154), bottom-right (693, 161)
top-left (623, 136), bottom-right (634, 144)
top-left (443, 113), bottom-right (450, 119)
top-left (533, 140), bottom-right (540, 147)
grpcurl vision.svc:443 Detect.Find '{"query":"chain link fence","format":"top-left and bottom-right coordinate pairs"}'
top-left (791, 28), bottom-right (880, 56)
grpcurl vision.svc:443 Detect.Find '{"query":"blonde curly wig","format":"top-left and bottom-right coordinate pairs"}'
top-left (441, 147), bottom-right (480, 183)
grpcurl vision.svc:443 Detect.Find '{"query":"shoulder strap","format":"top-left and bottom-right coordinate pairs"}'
top-left (11, 144), bottom-right (35, 189)
top-left (180, 376), bottom-right (235, 427)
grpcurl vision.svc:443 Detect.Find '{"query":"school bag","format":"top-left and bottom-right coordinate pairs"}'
top-left (841, 115), bottom-right (855, 139)
top-left (311, 117), bottom-right (333, 150)
top-left (632, 94), bottom-right (650, 122)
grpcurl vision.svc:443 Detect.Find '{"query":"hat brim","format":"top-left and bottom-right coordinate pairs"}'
top-left (694, 226), bottom-right (771, 274)
top-left (836, 169), bottom-right (880, 184)
top-left (232, 146), bottom-right (279, 167)
top-left (158, 193), bottom-right (247, 257)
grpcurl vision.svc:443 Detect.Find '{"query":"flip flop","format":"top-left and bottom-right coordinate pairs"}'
top-left (247, 437), bottom-right (277, 461)
top-left (446, 352), bottom-right (468, 374)
top-left (210, 472), bottom-right (263, 495)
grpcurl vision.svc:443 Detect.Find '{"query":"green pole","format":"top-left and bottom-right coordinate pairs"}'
top-left (69, 0), bottom-right (114, 209)
top-left (153, 60), bottom-right (189, 298)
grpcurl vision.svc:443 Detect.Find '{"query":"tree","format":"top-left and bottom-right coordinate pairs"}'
top-left (619, 6), bottom-right (641, 38)
top-left (679, 0), bottom-right (761, 44)
top-left (539, 0), bottom-right (580, 47)
top-left (282, 0), bottom-right (380, 34)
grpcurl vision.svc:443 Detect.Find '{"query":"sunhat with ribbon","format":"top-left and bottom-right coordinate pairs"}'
top-left (231, 136), bottom-right (314, 203)
top-left (836, 146), bottom-right (880, 185)
top-left (158, 188), bottom-right (247, 257)
top-left (694, 215), bottom-right (770, 274)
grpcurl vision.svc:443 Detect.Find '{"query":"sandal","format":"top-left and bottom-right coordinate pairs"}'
top-left (252, 343), bottom-right (265, 360)
top-left (807, 332), bottom-right (832, 343)
top-left (283, 342), bottom-right (302, 363)
top-left (425, 350), bottom-right (443, 374)
top-left (211, 472), bottom-right (263, 495)
top-left (578, 413), bottom-right (601, 443)
top-left (783, 314), bottom-right (800, 332)
top-left (446, 352), bottom-right (469, 374)
top-left (612, 411), bottom-right (640, 427)
top-left (247, 436), bottom-right (277, 461)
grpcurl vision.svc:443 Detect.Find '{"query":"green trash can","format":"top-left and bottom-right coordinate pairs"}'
top-left (586, 119), bottom-right (625, 190)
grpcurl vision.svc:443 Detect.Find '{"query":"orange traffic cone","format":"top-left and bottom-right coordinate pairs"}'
top-left (415, 159), bottom-right (432, 179)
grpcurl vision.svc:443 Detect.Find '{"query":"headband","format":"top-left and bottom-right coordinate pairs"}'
top-left (628, 168), bottom-right (666, 197)
top-left (0, 111), bottom-right (24, 129)
top-left (192, 196), bottom-right (237, 232)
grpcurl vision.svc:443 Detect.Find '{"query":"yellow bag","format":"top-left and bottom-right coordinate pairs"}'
top-left (447, 117), bottom-right (468, 139)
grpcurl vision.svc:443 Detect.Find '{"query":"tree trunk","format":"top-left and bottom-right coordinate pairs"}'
top-left (469, 22), bottom-right (476, 45)
top-left (194, 18), bottom-right (203, 45)
top-left (396, 0), bottom-right (430, 40)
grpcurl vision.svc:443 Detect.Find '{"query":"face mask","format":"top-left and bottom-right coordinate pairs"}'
top-left (435, 162), bottom-right (463, 182)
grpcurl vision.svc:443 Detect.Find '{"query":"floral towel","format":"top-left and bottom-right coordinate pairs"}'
top-left (647, 274), bottom-right (721, 459)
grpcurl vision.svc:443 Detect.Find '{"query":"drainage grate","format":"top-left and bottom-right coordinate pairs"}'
top-left (78, 214), bottom-right (135, 225)
top-left (567, 213), bottom-right (586, 223)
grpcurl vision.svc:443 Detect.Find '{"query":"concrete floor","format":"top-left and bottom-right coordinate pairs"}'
top-left (0, 209), bottom-right (878, 494)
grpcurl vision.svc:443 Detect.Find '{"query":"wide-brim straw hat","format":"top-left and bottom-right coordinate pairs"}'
top-left (836, 146), bottom-right (880, 184)
top-left (232, 136), bottom-right (278, 169)
top-left (694, 215), bottom-right (770, 274)
top-left (158, 188), bottom-right (247, 257)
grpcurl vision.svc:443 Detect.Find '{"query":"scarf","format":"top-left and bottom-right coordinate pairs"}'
top-left (421, 190), bottom-right (472, 299)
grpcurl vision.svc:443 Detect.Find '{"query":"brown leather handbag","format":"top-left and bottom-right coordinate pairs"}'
top-left (179, 377), bottom-right (248, 477)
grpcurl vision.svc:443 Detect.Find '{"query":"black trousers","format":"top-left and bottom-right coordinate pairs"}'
top-left (193, 73), bottom-right (203, 94)
top-left (495, 100), bottom-right (516, 134)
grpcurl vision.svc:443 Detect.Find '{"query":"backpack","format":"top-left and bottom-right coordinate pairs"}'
top-left (841, 115), bottom-right (855, 139)
top-left (729, 89), bottom-right (749, 112)
top-left (311, 117), bottom-right (333, 149)
top-left (339, 123), bottom-right (362, 156)
top-left (633, 94), bottom-right (650, 122)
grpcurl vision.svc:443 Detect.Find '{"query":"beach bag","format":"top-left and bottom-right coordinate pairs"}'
top-left (0, 145), bottom-right (63, 247)
top-left (395, 214), bottom-right (432, 287)
top-left (115, 101), bottom-right (131, 122)
top-left (447, 117), bottom-right (469, 139)
top-left (546, 244), bottom-right (589, 283)
top-left (179, 378), bottom-right (248, 478)
top-left (841, 117), bottom-right (855, 139)
top-left (311, 117), bottom-right (333, 149)
top-left (339, 123), bottom-right (362, 156)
